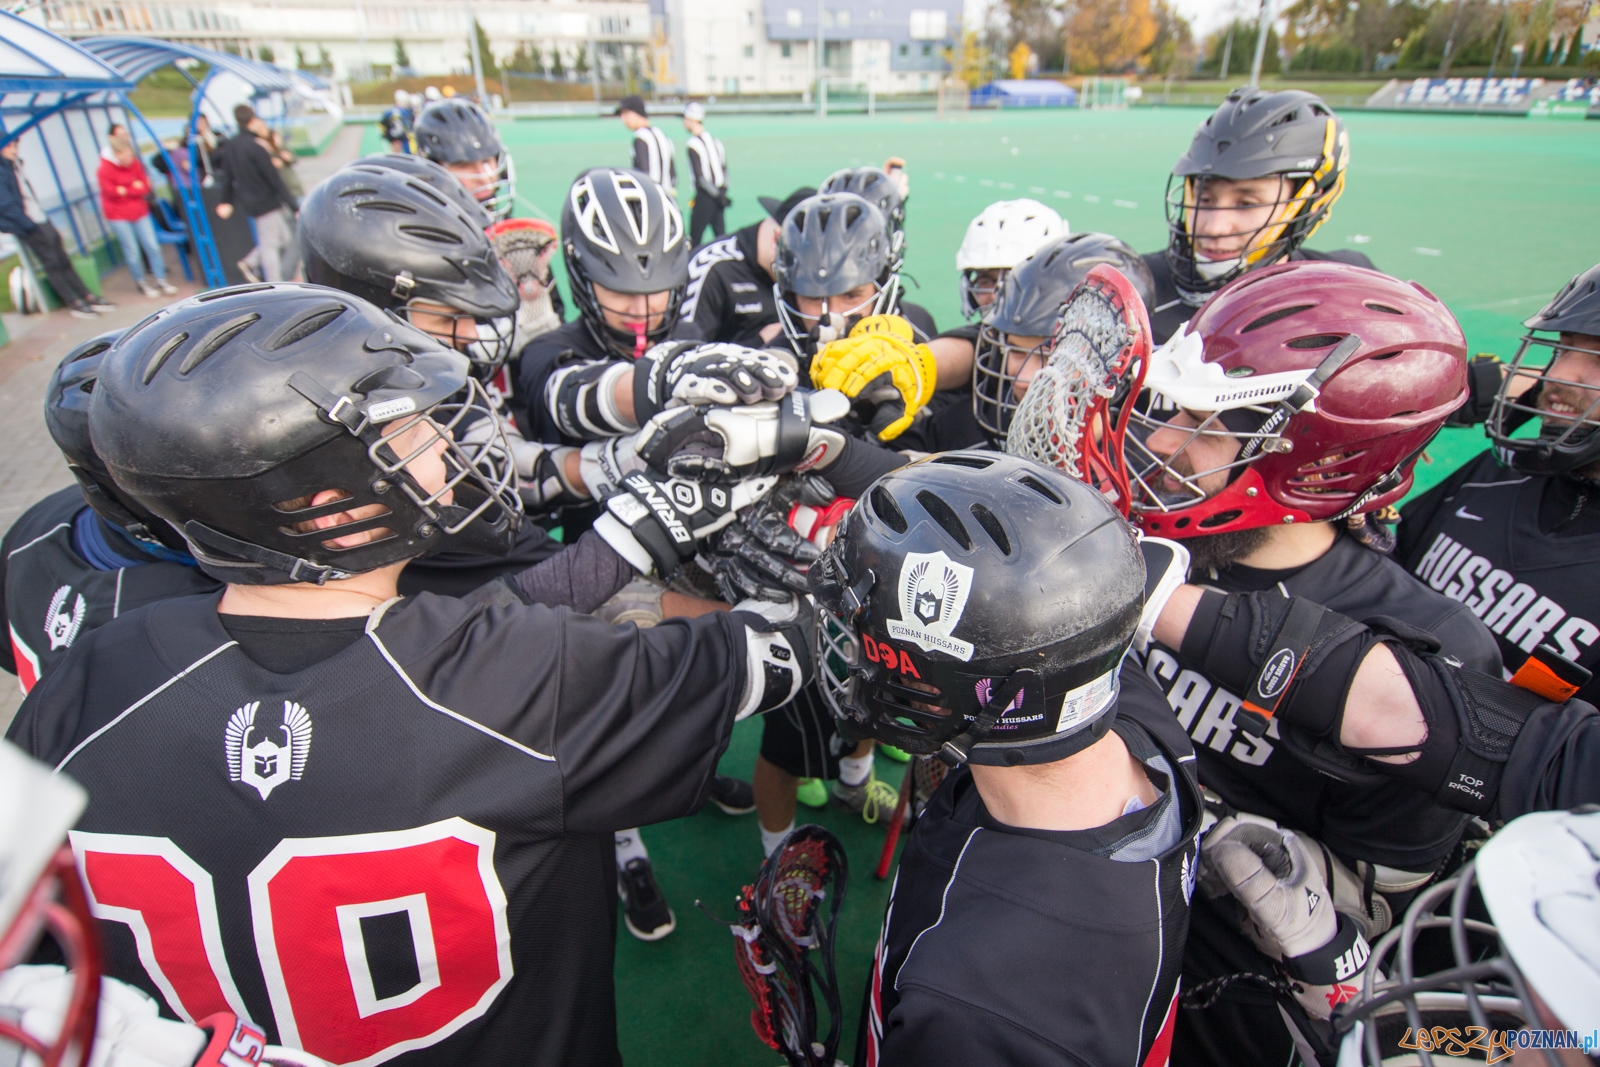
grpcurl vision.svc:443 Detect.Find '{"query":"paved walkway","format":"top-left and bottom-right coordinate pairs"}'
top-left (0, 123), bottom-right (363, 732)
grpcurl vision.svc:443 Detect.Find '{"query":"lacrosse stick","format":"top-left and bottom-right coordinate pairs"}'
top-left (874, 768), bottom-right (915, 880)
top-left (1004, 264), bottom-right (1152, 515)
top-left (699, 825), bottom-right (850, 1067)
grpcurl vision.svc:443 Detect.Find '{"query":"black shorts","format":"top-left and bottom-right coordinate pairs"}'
top-left (759, 682), bottom-right (855, 780)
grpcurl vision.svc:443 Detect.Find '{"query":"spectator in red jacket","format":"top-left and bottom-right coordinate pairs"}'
top-left (97, 126), bottom-right (176, 297)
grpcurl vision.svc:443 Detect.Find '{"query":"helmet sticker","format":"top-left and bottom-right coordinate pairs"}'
top-left (1055, 668), bottom-right (1117, 733)
top-left (886, 551), bottom-right (975, 661)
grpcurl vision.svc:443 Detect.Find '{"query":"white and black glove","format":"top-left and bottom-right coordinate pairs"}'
top-left (708, 477), bottom-right (828, 603)
top-left (635, 389), bottom-right (852, 482)
top-left (633, 341), bottom-right (799, 422)
top-left (594, 468), bottom-right (777, 578)
top-left (1200, 819), bottom-right (1371, 1019)
top-left (1132, 536), bottom-right (1191, 656)
top-left (0, 965), bottom-right (329, 1066)
top-left (731, 594), bottom-right (814, 719)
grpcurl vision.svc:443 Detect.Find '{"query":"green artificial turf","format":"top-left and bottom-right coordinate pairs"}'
top-left (355, 107), bottom-right (1600, 1062)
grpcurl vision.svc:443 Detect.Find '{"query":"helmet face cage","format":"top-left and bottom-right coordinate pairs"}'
top-left (775, 274), bottom-right (902, 360)
top-left (1486, 332), bottom-right (1600, 477)
top-left (1162, 167), bottom-right (1340, 295)
top-left (1332, 859), bottom-right (1562, 1067)
top-left (972, 322), bottom-right (1054, 443)
top-left (395, 301), bottom-right (516, 378)
top-left (959, 267), bottom-right (1007, 321)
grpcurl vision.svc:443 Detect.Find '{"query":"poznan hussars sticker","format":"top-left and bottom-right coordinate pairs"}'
top-left (886, 551), bottom-right (975, 661)
top-left (226, 700), bottom-right (313, 800)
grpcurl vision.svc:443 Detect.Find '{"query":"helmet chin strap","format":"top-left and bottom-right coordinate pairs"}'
top-left (938, 668), bottom-right (1038, 768)
top-left (632, 321), bottom-right (648, 360)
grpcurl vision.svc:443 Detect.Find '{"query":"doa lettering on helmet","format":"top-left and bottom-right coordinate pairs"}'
top-left (861, 633), bottom-right (921, 678)
top-left (1255, 648), bottom-right (1297, 701)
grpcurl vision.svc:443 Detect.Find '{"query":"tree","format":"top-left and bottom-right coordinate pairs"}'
top-left (1010, 40), bottom-right (1035, 77)
top-left (1201, 18), bottom-right (1280, 73)
top-left (1067, 0), bottom-right (1159, 72)
top-left (551, 46), bottom-right (566, 79)
top-left (1004, 0), bottom-right (1068, 70)
top-left (472, 19), bottom-right (500, 79)
top-left (575, 44), bottom-right (590, 77)
top-left (945, 30), bottom-right (994, 86)
top-left (394, 39), bottom-right (411, 70)
top-left (318, 45), bottom-right (333, 72)
top-left (257, 45), bottom-right (275, 63)
top-left (295, 45), bottom-right (308, 70)
top-left (1143, 0), bottom-right (1195, 73)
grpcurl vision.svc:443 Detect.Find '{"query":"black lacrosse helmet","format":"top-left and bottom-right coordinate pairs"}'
top-left (561, 167), bottom-right (689, 360)
top-left (819, 166), bottom-right (906, 265)
top-left (1486, 262), bottom-right (1600, 477)
top-left (300, 165), bottom-right (518, 375)
top-left (773, 193), bottom-right (899, 359)
top-left (348, 152), bottom-right (492, 229)
top-left (44, 329), bottom-right (187, 552)
top-left (812, 451), bottom-right (1144, 767)
top-left (1164, 89), bottom-right (1349, 296)
top-left (90, 284), bottom-right (521, 585)
top-left (412, 98), bottom-right (513, 219)
top-left (973, 232), bottom-right (1153, 444)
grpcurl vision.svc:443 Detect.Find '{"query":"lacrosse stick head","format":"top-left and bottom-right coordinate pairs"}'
top-left (1004, 264), bottom-right (1153, 515)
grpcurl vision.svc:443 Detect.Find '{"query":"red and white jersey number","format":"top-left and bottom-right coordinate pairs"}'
top-left (72, 818), bottom-right (512, 1067)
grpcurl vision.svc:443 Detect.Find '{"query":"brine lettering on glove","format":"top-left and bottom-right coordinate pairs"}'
top-left (1200, 820), bottom-right (1370, 1019)
top-left (809, 315), bottom-right (937, 441)
top-left (593, 468), bottom-right (776, 578)
top-left (732, 595), bottom-right (816, 718)
top-left (635, 390), bottom-right (851, 482)
top-left (634, 340), bottom-right (800, 422)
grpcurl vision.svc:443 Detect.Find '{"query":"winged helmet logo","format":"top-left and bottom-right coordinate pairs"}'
top-left (225, 700), bottom-right (313, 800)
top-left (44, 585), bottom-right (86, 651)
top-left (886, 551), bottom-right (975, 661)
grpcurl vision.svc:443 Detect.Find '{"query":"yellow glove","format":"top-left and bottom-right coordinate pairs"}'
top-left (810, 315), bottom-right (937, 441)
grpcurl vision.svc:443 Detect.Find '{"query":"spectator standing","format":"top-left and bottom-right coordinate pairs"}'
top-left (380, 88), bottom-right (414, 153)
top-left (682, 102), bottom-right (728, 246)
top-left (616, 94), bottom-right (675, 197)
top-left (262, 127), bottom-right (304, 279)
top-left (0, 139), bottom-right (111, 318)
top-left (214, 104), bottom-right (298, 283)
top-left (97, 126), bottom-right (176, 297)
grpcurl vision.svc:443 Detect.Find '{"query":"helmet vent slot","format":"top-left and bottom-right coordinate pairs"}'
top-left (182, 314), bottom-right (260, 375)
top-left (1242, 304), bottom-right (1314, 332)
top-left (1364, 302), bottom-right (1405, 315)
top-left (268, 305), bottom-right (346, 350)
top-left (931, 454), bottom-right (993, 469)
top-left (1199, 509), bottom-right (1242, 528)
top-left (398, 224), bottom-right (462, 245)
top-left (71, 341), bottom-right (113, 363)
top-left (142, 332), bottom-right (187, 383)
top-left (969, 503), bottom-right (1011, 556)
top-left (869, 486), bottom-right (907, 533)
top-left (1016, 474), bottom-right (1064, 505)
top-left (1286, 334), bottom-right (1344, 350)
top-left (917, 491), bottom-right (972, 550)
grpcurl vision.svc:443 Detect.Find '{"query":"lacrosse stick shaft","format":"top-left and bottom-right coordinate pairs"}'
top-left (875, 769), bottom-right (916, 879)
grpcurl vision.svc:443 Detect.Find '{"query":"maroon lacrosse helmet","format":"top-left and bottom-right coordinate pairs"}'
top-left (1127, 260), bottom-right (1467, 538)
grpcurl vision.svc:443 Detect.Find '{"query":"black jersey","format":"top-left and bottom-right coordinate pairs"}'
top-left (0, 486), bottom-right (218, 691)
top-left (865, 667), bottom-right (1200, 1067)
top-left (1147, 533), bottom-right (1498, 869)
top-left (1398, 448), bottom-right (1600, 706)
top-left (1140, 248), bottom-right (1377, 345)
top-left (677, 224), bottom-right (777, 347)
top-left (398, 522), bottom-right (565, 598)
top-left (7, 588), bottom-right (781, 1067)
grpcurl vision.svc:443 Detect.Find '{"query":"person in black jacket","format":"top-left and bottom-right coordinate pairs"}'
top-left (1398, 262), bottom-right (1600, 709)
top-left (214, 104), bottom-right (298, 282)
top-left (0, 140), bottom-right (109, 318)
top-left (5, 285), bottom-right (813, 1067)
top-left (682, 103), bottom-right (727, 246)
top-left (677, 186), bottom-right (812, 348)
top-left (811, 454), bottom-right (1201, 1067)
top-left (1142, 88), bottom-right (1373, 344)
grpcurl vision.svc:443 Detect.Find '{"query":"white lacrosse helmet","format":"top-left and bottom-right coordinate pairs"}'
top-left (956, 199), bottom-right (1066, 320)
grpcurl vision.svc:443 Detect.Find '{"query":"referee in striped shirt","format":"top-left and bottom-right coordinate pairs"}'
top-left (616, 95), bottom-right (676, 199)
top-left (682, 102), bottom-right (729, 246)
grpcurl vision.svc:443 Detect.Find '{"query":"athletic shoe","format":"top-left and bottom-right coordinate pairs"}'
top-left (796, 777), bottom-right (828, 808)
top-left (155, 279), bottom-right (179, 295)
top-left (86, 295), bottom-right (115, 311)
top-left (878, 743), bottom-right (911, 763)
top-left (237, 259), bottom-right (261, 284)
top-left (139, 281), bottom-right (161, 298)
top-left (68, 299), bottom-right (98, 320)
top-left (709, 774), bottom-right (755, 815)
top-left (832, 776), bottom-right (900, 824)
top-left (617, 857), bottom-right (676, 941)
